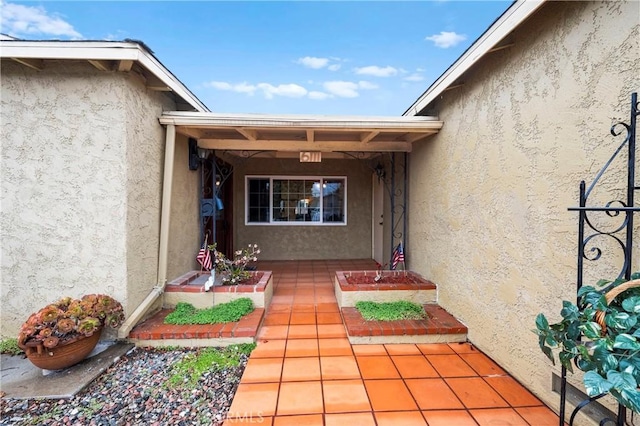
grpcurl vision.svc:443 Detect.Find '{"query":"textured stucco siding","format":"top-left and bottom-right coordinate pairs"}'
top-left (233, 158), bottom-right (372, 260)
top-left (0, 61), bottom-right (177, 336)
top-left (408, 0), bottom-right (639, 415)
top-left (166, 134), bottom-right (199, 281)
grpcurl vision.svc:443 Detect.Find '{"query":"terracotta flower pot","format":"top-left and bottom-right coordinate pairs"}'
top-left (21, 329), bottom-right (101, 370)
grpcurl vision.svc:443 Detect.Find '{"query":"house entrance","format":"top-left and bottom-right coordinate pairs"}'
top-left (200, 155), bottom-right (233, 259)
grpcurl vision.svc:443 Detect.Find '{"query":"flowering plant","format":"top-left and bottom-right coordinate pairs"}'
top-left (374, 262), bottom-right (388, 282)
top-left (211, 243), bottom-right (260, 285)
top-left (18, 294), bottom-right (125, 350)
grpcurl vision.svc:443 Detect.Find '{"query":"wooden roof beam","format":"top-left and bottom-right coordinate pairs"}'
top-left (361, 131), bottom-right (380, 144)
top-left (236, 128), bottom-right (257, 141)
top-left (11, 57), bottom-right (44, 71)
top-left (88, 59), bottom-right (113, 71)
top-left (198, 139), bottom-right (412, 153)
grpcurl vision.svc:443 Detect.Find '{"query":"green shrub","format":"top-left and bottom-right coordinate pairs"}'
top-left (0, 337), bottom-right (23, 355)
top-left (355, 300), bottom-right (427, 321)
top-left (164, 298), bottom-right (254, 325)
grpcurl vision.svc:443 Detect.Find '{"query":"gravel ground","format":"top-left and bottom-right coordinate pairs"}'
top-left (0, 346), bottom-right (248, 426)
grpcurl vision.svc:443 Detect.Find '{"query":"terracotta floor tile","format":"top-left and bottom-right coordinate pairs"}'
top-left (263, 313), bottom-right (291, 326)
top-left (364, 379), bottom-right (418, 411)
top-left (276, 381), bottom-right (323, 415)
top-left (257, 325), bottom-right (289, 340)
top-left (316, 302), bottom-right (340, 313)
top-left (241, 358), bottom-right (283, 383)
top-left (324, 412), bottom-right (376, 426)
top-left (356, 355), bottom-right (400, 379)
top-left (405, 378), bottom-right (464, 410)
top-left (268, 305), bottom-right (293, 313)
top-left (289, 312), bottom-right (317, 325)
top-left (516, 406), bottom-right (561, 425)
top-left (272, 414), bottom-right (323, 426)
top-left (352, 344), bottom-right (388, 356)
top-left (374, 411), bottom-right (427, 426)
top-left (316, 312), bottom-right (343, 324)
top-left (485, 376), bottom-right (543, 407)
top-left (293, 295), bottom-right (316, 304)
top-left (421, 410), bottom-right (478, 426)
top-left (384, 344), bottom-right (422, 355)
top-left (227, 382), bottom-right (279, 417)
top-left (284, 338), bottom-right (319, 357)
top-left (446, 377), bottom-right (509, 409)
top-left (427, 354), bottom-right (478, 377)
top-left (320, 355), bottom-right (361, 380)
top-left (391, 355), bottom-right (439, 379)
top-left (460, 353), bottom-right (507, 376)
top-left (251, 339), bottom-right (287, 359)
top-left (281, 357), bottom-right (321, 381)
top-left (470, 408), bottom-right (528, 425)
top-left (416, 343), bottom-right (456, 355)
top-left (271, 295), bottom-right (294, 304)
top-left (449, 342), bottom-right (478, 354)
top-left (318, 338), bottom-right (352, 356)
top-left (316, 324), bottom-right (347, 338)
top-left (322, 379), bottom-right (371, 413)
top-left (291, 304), bottom-right (316, 313)
top-left (287, 324), bottom-right (318, 339)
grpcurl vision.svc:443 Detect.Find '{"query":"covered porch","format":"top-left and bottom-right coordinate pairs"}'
top-left (130, 259), bottom-right (559, 425)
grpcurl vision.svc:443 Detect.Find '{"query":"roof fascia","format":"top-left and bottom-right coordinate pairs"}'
top-left (403, 0), bottom-right (546, 117)
top-left (0, 41), bottom-right (209, 112)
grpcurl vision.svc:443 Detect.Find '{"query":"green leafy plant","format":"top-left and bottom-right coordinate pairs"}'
top-left (18, 294), bottom-right (125, 350)
top-left (535, 273), bottom-right (640, 412)
top-left (355, 300), bottom-right (427, 321)
top-left (211, 243), bottom-right (260, 285)
top-left (164, 298), bottom-right (254, 325)
top-left (0, 337), bottom-right (23, 355)
top-left (167, 344), bottom-right (256, 388)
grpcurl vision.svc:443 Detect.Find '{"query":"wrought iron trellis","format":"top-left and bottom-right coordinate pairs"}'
top-left (339, 151), bottom-right (408, 267)
top-left (563, 92), bottom-right (638, 426)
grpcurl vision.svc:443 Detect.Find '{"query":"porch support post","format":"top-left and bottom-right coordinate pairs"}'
top-left (118, 124), bottom-right (176, 338)
top-left (157, 124), bottom-right (176, 286)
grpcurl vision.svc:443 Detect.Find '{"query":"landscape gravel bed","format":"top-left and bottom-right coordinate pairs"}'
top-left (0, 346), bottom-right (248, 425)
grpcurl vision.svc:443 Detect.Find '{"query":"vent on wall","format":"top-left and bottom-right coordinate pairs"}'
top-left (300, 152), bottom-right (322, 163)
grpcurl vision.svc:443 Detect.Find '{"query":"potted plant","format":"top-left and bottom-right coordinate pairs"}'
top-left (17, 294), bottom-right (125, 370)
top-left (535, 274), bottom-right (640, 412)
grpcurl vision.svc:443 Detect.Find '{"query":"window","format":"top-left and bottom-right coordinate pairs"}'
top-left (246, 176), bottom-right (346, 225)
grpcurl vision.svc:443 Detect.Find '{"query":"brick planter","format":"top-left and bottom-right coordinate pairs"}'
top-left (334, 270), bottom-right (437, 308)
top-left (164, 271), bottom-right (273, 309)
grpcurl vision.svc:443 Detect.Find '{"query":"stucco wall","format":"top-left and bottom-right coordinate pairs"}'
top-left (233, 158), bottom-right (372, 260)
top-left (166, 134), bottom-right (200, 281)
top-left (408, 0), bottom-right (639, 416)
top-left (0, 60), bottom-right (177, 336)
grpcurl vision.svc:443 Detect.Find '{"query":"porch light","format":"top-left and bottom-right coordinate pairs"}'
top-left (188, 137), bottom-right (209, 170)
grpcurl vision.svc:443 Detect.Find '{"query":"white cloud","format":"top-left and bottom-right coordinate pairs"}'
top-left (354, 65), bottom-right (398, 77)
top-left (256, 83), bottom-right (307, 99)
top-left (205, 81), bottom-right (257, 95)
top-left (0, 1), bottom-right (82, 38)
top-left (322, 80), bottom-right (377, 98)
top-left (296, 56), bottom-right (329, 69)
top-left (308, 91), bottom-right (331, 100)
top-left (425, 31), bottom-right (467, 48)
top-left (327, 64), bottom-right (341, 71)
top-left (404, 73), bottom-right (424, 82)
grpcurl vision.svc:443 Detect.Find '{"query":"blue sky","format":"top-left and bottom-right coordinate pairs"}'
top-left (1, 1), bottom-right (511, 115)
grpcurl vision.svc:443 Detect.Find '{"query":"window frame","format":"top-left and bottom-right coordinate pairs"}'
top-left (245, 175), bottom-right (347, 226)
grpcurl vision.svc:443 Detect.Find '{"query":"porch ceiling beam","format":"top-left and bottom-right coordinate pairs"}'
top-left (307, 130), bottom-right (314, 143)
top-left (11, 57), bottom-right (44, 71)
top-left (235, 128), bottom-right (257, 141)
top-left (118, 60), bottom-right (134, 72)
top-left (361, 131), bottom-right (380, 144)
top-left (88, 59), bottom-right (113, 71)
top-left (198, 139), bottom-right (412, 152)
top-left (177, 126), bottom-right (203, 139)
top-left (404, 132), bottom-right (437, 143)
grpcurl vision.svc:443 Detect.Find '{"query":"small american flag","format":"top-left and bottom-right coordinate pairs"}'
top-left (196, 238), bottom-right (212, 271)
top-left (391, 242), bottom-right (405, 270)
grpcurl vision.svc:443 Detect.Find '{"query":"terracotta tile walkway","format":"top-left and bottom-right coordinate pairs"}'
top-left (223, 259), bottom-right (560, 426)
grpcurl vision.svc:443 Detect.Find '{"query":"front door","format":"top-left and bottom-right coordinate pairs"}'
top-left (201, 156), bottom-right (234, 259)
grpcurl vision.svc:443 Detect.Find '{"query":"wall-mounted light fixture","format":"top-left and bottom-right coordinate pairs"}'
top-left (188, 138), bottom-right (209, 170)
top-left (374, 162), bottom-right (386, 182)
